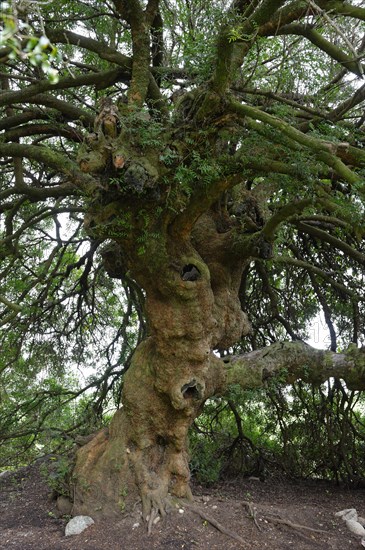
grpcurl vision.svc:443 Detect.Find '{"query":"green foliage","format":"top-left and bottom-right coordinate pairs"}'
top-left (173, 149), bottom-right (222, 197)
top-left (121, 110), bottom-right (165, 149)
top-left (191, 383), bottom-right (365, 485)
top-left (40, 455), bottom-right (72, 497)
top-left (227, 19), bottom-right (258, 43)
top-left (189, 431), bottom-right (223, 484)
top-left (0, 4), bottom-right (61, 82)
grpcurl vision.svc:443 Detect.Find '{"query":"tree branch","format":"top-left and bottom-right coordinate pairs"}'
top-left (45, 29), bottom-right (132, 69)
top-left (0, 69), bottom-right (128, 108)
top-left (293, 221), bottom-right (365, 266)
top-left (228, 99), bottom-right (365, 184)
top-left (222, 341), bottom-right (365, 391)
top-left (277, 23), bottom-right (364, 77)
top-left (113, 0), bottom-right (154, 106)
top-left (0, 143), bottom-right (94, 197)
top-left (211, 0), bottom-right (288, 93)
top-left (261, 199), bottom-right (313, 240)
top-left (273, 255), bottom-right (361, 299)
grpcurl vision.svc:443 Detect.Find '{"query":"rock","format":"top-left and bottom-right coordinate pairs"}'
top-left (335, 508), bottom-right (357, 521)
top-left (65, 515), bottom-right (94, 536)
top-left (346, 519), bottom-right (365, 537)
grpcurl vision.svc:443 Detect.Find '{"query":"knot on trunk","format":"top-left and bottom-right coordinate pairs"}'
top-left (170, 377), bottom-right (206, 410)
top-left (181, 379), bottom-right (203, 400)
top-left (181, 264), bottom-right (200, 281)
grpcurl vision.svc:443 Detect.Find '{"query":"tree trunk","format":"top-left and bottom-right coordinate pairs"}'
top-left (72, 222), bottom-right (251, 519)
top-left (68, 101), bottom-right (365, 520)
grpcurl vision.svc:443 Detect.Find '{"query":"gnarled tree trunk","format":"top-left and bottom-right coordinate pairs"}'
top-left (70, 97), bottom-right (365, 522)
top-left (72, 207), bottom-right (252, 518)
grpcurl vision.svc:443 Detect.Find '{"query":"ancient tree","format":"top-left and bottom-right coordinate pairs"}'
top-left (1, 0), bottom-right (365, 521)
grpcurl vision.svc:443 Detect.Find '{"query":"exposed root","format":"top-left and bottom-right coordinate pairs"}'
top-left (242, 500), bottom-right (261, 531)
top-left (147, 508), bottom-right (159, 535)
top-left (263, 515), bottom-right (328, 534)
top-left (185, 502), bottom-right (245, 546)
top-left (241, 500), bottom-right (328, 536)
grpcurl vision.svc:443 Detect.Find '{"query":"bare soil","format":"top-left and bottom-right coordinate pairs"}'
top-left (1, 460), bottom-right (364, 549)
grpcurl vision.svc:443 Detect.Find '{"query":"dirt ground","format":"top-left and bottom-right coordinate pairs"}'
top-left (1, 460), bottom-right (365, 549)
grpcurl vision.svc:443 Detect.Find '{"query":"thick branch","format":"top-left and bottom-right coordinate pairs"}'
top-left (45, 29), bottom-right (132, 69)
top-left (0, 143), bottom-right (93, 195)
top-left (222, 341), bottom-right (365, 391)
top-left (4, 123), bottom-right (83, 143)
top-left (211, 0), bottom-right (287, 93)
top-left (261, 199), bottom-right (313, 240)
top-left (323, 1), bottom-right (365, 21)
top-left (228, 100), bottom-right (365, 184)
top-left (113, 0), bottom-right (153, 106)
top-left (0, 69), bottom-right (128, 108)
top-left (293, 221), bottom-right (365, 266)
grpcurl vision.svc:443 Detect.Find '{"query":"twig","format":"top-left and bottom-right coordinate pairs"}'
top-left (185, 503), bottom-right (245, 546)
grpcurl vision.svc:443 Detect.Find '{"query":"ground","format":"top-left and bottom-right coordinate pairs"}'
top-left (1, 460), bottom-right (364, 549)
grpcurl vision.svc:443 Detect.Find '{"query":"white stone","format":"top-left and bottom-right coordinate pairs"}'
top-left (346, 519), bottom-right (365, 537)
top-left (65, 515), bottom-right (94, 536)
top-left (178, 508), bottom-right (184, 514)
top-left (336, 508), bottom-right (357, 519)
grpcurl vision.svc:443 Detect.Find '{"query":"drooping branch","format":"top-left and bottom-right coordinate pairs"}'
top-left (0, 98), bottom-right (94, 131)
top-left (277, 23), bottom-right (364, 77)
top-left (273, 256), bottom-right (361, 299)
top-left (292, 221), bottom-right (365, 266)
top-left (222, 341), bottom-right (365, 391)
top-left (255, 260), bottom-right (300, 340)
top-left (327, 83), bottom-right (365, 123)
top-left (3, 123), bottom-right (83, 143)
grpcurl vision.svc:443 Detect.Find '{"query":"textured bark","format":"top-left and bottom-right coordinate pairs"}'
top-left (68, 97), bottom-right (364, 522)
top-left (72, 217), bottom-right (251, 518)
top-left (223, 341), bottom-right (365, 391)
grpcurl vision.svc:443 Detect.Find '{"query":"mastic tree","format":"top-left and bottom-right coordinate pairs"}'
top-left (1, 0), bottom-right (365, 522)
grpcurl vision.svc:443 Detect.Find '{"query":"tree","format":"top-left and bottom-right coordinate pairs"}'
top-left (1, 0), bottom-right (365, 523)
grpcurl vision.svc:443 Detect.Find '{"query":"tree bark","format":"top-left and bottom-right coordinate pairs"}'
top-left (69, 97), bottom-right (365, 520)
top-left (71, 212), bottom-right (365, 519)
